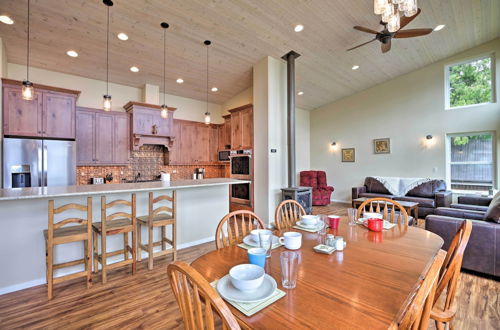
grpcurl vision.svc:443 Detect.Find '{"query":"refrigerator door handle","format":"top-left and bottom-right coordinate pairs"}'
top-left (38, 145), bottom-right (43, 187)
top-left (43, 144), bottom-right (48, 186)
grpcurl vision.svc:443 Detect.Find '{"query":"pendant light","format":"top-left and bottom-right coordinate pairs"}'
top-left (160, 22), bottom-right (170, 119)
top-left (102, 0), bottom-right (113, 111)
top-left (22, 0), bottom-right (33, 100)
top-left (204, 40), bottom-right (211, 125)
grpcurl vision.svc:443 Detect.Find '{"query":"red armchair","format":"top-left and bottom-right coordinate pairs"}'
top-left (300, 171), bottom-right (334, 206)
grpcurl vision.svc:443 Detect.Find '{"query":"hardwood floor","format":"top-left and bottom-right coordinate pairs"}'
top-left (0, 203), bottom-right (498, 329)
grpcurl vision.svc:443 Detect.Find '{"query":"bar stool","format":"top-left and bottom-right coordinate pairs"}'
top-left (44, 197), bottom-right (92, 300)
top-left (92, 194), bottom-right (136, 283)
top-left (137, 191), bottom-right (177, 270)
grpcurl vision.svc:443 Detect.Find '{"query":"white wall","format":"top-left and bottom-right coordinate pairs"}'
top-left (7, 63), bottom-right (223, 123)
top-left (296, 107), bottom-right (311, 182)
top-left (222, 87), bottom-right (253, 113)
top-left (310, 38), bottom-right (500, 202)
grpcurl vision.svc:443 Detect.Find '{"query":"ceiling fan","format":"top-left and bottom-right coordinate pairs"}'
top-left (347, 9), bottom-right (433, 53)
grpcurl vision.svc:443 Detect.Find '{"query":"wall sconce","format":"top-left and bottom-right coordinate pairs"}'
top-left (330, 141), bottom-right (338, 151)
top-left (425, 134), bottom-right (435, 147)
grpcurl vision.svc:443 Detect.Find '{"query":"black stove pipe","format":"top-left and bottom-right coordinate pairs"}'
top-left (281, 50), bottom-right (301, 188)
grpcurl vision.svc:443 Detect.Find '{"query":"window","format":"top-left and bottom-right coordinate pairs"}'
top-left (445, 54), bottom-right (495, 109)
top-left (447, 132), bottom-right (495, 193)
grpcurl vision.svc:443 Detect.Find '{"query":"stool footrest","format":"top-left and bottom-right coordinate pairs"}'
top-left (53, 270), bottom-right (88, 284)
top-left (53, 258), bottom-right (86, 270)
top-left (106, 258), bottom-right (134, 270)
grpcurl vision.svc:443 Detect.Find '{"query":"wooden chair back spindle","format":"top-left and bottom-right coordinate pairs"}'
top-left (275, 199), bottom-right (306, 230)
top-left (215, 210), bottom-right (265, 249)
top-left (398, 249), bottom-right (446, 330)
top-left (356, 197), bottom-right (409, 226)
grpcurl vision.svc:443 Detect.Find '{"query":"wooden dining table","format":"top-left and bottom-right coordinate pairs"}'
top-left (191, 217), bottom-right (444, 329)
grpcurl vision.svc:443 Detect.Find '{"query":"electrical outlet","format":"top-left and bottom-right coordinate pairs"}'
top-left (432, 167), bottom-right (438, 173)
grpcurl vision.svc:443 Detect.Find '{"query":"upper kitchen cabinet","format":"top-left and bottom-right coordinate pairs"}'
top-left (229, 104), bottom-right (253, 149)
top-left (124, 101), bottom-right (176, 150)
top-left (219, 114), bottom-right (231, 150)
top-left (2, 79), bottom-right (79, 139)
top-left (76, 107), bottom-right (130, 166)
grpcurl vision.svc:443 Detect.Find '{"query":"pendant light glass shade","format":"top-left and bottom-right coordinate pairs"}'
top-left (204, 40), bottom-right (211, 125)
top-left (103, 94), bottom-right (112, 111)
top-left (387, 10), bottom-right (400, 32)
top-left (204, 111), bottom-right (211, 125)
top-left (22, 80), bottom-right (34, 100)
top-left (381, 4), bottom-right (394, 23)
top-left (160, 105), bottom-right (169, 119)
top-left (374, 0), bottom-right (388, 15)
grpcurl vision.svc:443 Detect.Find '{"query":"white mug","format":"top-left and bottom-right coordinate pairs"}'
top-left (279, 232), bottom-right (302, 250)
top-left (250, 229), bottom-right (273, 244)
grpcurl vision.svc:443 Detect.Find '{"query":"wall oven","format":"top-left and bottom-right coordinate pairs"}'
top-left (229, 150), bottom-right (251, 179)
top-left (231, 182), bottom-right (252, 205)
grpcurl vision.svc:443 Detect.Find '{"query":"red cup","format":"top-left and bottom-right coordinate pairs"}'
top-left (367, 218), bottom-right (383, 232)
top-left (328, 215), bottom-right (340, 229)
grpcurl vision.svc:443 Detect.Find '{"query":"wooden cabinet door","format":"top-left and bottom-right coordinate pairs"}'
top-left (113, 113), bottom-right (130, 164)
top-left (42, 92), bottom-right (75, 139)
top-left (76, 110), bottom-right (95, 165)
top-left (168, 120), bottom-right (182, 164)
top-left (181, 124), bottom-right (197, 163)
top-left (133, 110), bottom-right (154, 135)
top-left (3, 87), bottom-right (43, 137)
top-left (240, 107), bottom-right (253, 149)
top-left (196, 125), bottom-right (210, 162)
top-left (209, 126), bottom-right (219, 162)
top-left (231, 111), bottom-right (242, 149)
top-left (94, 113), bottom-right (114, 164)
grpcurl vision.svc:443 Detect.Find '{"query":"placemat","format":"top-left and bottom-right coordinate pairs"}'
top-left (211, 280), bottom-right (286, 317)
top-left (237, 242), bottom-right (282, 250)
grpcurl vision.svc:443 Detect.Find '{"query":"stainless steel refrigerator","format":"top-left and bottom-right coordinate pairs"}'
top-left (3, 138), bottom-right (76, 188)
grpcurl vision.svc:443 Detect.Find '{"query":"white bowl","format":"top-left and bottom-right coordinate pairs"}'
top-left (229, 264), bottom-right (265, 291)
top-left (301, 215), bottom-right (319, 226)
top-left (250, 229), bottom-right (273, 244)
top-left (364, 212), bottom-right (383, 219)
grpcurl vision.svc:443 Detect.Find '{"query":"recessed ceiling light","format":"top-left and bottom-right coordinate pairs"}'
top-left (176, 78), bottom-right (184, 84)
top-left (297, 91), bottom-right (304, 96)
top-left (294, 24), bottom-right (304, 32)
top-left (0, 15), bottom-right (14, 25)
top-left (211, 87), bottom-right (218, 92)
top-left (434, 24), bottom-right (445, 31)
top-left (130, 66), bottom-right (139, 72)
top-left (117, 33), bottom-right (129, 40)
top-left (66, 50), bottom-right (78, 57)
top-left (352, 65), bottom-right (360, 70)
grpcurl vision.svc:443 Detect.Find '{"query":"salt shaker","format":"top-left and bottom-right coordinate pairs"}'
top-left (325, 234), bottom-right (335, 247)
top-left (335, 236), bottom-right (345, 251)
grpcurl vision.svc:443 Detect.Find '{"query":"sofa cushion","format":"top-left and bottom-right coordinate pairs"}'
top-left (300, 171), bottom-right (318, 189)
top-left (406, 180), bottom-right (446, 198)
top-left (435, 207), bottom-right (486, 220)
top-left (450, 203), bottom-right (489, 212)
top-left (395, 196), bottom-right (435, 208)
top-left (364, 177), bottom-right (391, 195)
top-left (484, 191), bottom-right (500, 223)
top-left (359, 192), bottom-right (395, 199)
top-left (316, 171), bottom-right (328, 189)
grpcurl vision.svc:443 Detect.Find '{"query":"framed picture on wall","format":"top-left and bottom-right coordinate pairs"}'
top-left (373, 138), bottom-right (391, 154)
top-left (341, 148), bottom-right (355, 162)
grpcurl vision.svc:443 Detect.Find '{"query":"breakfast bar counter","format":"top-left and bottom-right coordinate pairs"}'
top-left (0, 178), bottom-right (249, 294)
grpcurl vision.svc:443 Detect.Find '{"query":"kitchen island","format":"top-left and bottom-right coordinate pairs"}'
top-left (0, 178), bottom-right (249, 294)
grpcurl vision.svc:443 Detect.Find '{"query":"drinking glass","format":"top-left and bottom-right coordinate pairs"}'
top-left (280, 251), bottom-right (300, 289)
top-left (317, 215), bottom-right (327, 244)
top-left (347, 208), bottom-right (358, 226)
top-left (259, 232), bottom-right (273, 258)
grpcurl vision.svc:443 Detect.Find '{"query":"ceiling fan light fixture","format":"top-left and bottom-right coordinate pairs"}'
top-left (373, 0), bottom-right (388, 15)
top-left (381, 3), bottom-right (394, 23)
top-left (387, 11), bottom-right (400, 32)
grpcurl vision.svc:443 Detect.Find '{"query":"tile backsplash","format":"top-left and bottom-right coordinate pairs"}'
top-left (77, 145), bottom-right (229, 185)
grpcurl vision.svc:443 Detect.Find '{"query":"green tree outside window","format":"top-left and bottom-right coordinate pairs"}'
top-left (448, 57), bottom-right (492, 108)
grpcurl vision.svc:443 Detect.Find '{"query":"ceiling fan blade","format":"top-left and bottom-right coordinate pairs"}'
top-left (394, 28), bottom-right (433, 38)
top-left (400, 8), bottom-right (421, 29)
top-left (381, 41), bottom-right (391, 53)
top-left (346, 38), bottom-right (376, 51)
top-left (353, 26), bottom-right (379, 34)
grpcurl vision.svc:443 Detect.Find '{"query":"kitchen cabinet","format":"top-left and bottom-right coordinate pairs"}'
top-left (76, 107), bottom-right (130, 165)
top-left (219, 115), bottom-right (231, 150)
top-left (229, 104), bottom-right (253, 149)
top-left (209, 125), bottom-right (219, 162)
top-left (2, 79), bottom-right (79, 139)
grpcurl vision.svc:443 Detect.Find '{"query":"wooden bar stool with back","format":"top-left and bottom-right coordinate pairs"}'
top-left (92, 194), bottom-right (136, 283)
top-left (137, 191), bottom-right (177, 270)
top-left (44, 197), bottom-right (92, 300)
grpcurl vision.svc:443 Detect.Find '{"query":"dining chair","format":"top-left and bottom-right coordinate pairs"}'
top-left (137, 191), bottom-right (176, 270)
top-left (215, 210), bottom-right (265, 249)
top-left (398, 249), bottom-right (446, 330)
top-left (275, 199), bottom-right (306, 230)
top-left (431, 220), bottom-right (472, 330)
top-left (356, 197), bottom-right (409, 226)
top-left (167, 261), bottom-right (241, 330)
top-left (44, 197), bottom-right (92, 300)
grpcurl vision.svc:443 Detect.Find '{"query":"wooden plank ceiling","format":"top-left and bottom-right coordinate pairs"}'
top-left (0, 0), bottom-right (498, 110)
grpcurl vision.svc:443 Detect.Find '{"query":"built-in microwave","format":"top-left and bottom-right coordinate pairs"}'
top-left (218, 150), bottom-right (231, 162)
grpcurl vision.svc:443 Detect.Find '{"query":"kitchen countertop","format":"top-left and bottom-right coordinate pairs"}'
top-left (0, 178), bottom-right (249, 201)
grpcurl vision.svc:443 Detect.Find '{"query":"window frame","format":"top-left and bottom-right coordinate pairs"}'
top-left (445, 131), bottom-right (497, 194)
top-left (444, 53), bottom-right (497, 110)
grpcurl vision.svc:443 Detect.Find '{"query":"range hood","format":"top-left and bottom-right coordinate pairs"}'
top-left (124, 101), bottom-right (177, 150)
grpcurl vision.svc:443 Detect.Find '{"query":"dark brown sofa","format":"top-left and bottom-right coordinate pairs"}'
top-left (352, 177), bottom-right (452, 217)
top-left (425, 193), bottom-right (500, 277)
